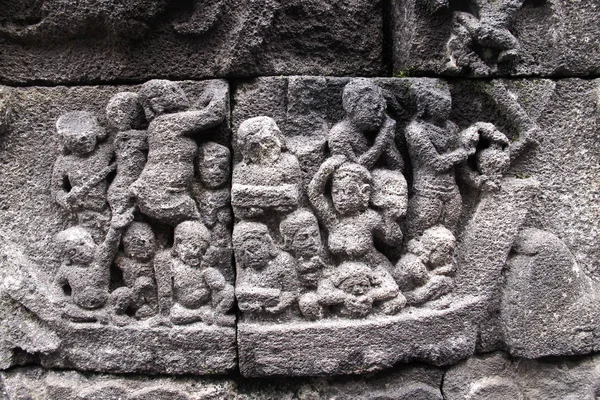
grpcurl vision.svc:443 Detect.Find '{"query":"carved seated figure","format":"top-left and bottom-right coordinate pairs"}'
top-left (51, 111), bottom-right (114, 240)
top-left (106, 92), bottom-right (148, 216)
top-left (154, 221), bottom-right (234, 326)
top-left (316, 262), bottom-right (405, 319)
top-left (231, 116), bottom-right (302, 220)
top-left (393, 226), bottom-right (457, 306)
top-left (328, 78), bottom-right (403, 171)
top-left (110, 222), bottom-right (158, 324)
top-left (234, 222), bottom-right (300, 321)
top-left (53, 210), bottom-right (134, 322)
top-left (131, 80), bottom-right (227, 226)
top-left (308, 156), bottom-right (403, 270)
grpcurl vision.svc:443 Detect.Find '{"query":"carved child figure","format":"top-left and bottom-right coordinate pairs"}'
top-left (53, 210), bottom-right (134, 322)
top-left (231, 116), bottom-right (302, 220)
top-left (51, 111), bottom-right (114, 240)
top-left (393, 226), bottom-right (457, 305)
top-left (106, 92), bottom-right (148, 215)
top-left (328, 78), bottom-right (404, 171)
top-left (317, 262), bottom-right (405, 319)
top-left (234, 222), bottom-right (300, 321)
top-left (308, 156), bottom-right (403, 270)
top-left (110, 222), bottom-right (158, 323)
top-left (154, 221), bottom-right (234, 326)
top-left (131, 80), bottom-right (227, 226)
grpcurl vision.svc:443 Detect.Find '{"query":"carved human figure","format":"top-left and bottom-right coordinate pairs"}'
top-left (234, 222), bottom-right (300, 321)
top-left (110, 222), bottom-right (158, 324)
top-left (328, 79), bottom-right (404, 171)
top-left (131, 80), bottom-right (227, 226)
top-left (106, 92), bottom-right (148, 215)
top-left (51, 111), bottom-right (114, 240)
top-left (231, 116), bottom-right (302, 220)
top-left (405, 80), bottom-right (478, 237)
top-left (393, 226), bottom-right (456, 305)
top-left (191, 141), bottom-right (232, 248)
top-left (316, 262), bottom-right (405, 319)
top-left (153, 221), bottom-right (234, 326)
top-left (308, 156), bottom-right (403, 270)
top-left (53, 210), bottom-right (134, 322)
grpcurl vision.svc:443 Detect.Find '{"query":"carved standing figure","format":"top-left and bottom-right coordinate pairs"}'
top-left (131, 80), bottom-right (227, 226)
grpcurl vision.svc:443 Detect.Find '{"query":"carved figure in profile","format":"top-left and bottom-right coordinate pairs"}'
top-left (110, 222), bottom-right (158, 324)
top-left (106, 92), bottom-right (148, 215)
top-left (328, 79), bottom-right (404, 171)
top-left (53, 209), bottom-right (134, 322)
top-left (153, 221), bottom-right (234, 326)
top-left (131, 80), bottom-right (227, 226)
top-left (231, 116), bottom-right (302, 220)
top-left (51, 111), bottom-right (114, 240)
top-left (234, 222), bottom-right (300, 321)
top-left (317, 262), bottom-right (405, 319)
top-left (405, 80), bottom-right (474, 237)
top-left (308, 156), bottom-right (403, 270)
top-left (191, 141), bottom-right (232, 248)
top-left (393, 226), bottom-right (456, 305)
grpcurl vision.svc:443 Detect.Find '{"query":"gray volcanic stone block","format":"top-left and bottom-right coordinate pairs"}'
top-left (0, 80), bottom-right (237, 375)
top-left (394, 0), bottom-right (600, 77)
top-left (0, 0), bottom-right (383, 84)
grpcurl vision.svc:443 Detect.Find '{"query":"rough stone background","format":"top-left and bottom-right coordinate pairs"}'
top-left (1, 0), bottom-right (600, 398)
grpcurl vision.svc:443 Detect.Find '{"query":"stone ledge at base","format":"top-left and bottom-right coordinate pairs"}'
top-left (238, 295), bottom-right (482, 377)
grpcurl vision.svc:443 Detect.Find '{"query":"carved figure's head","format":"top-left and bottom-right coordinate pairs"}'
top-left (56, 111), bottom-right (105, 156)
top-left (122, 222), bottom-right (155, 262)
top-left (412, 79), bottom-right (452, 121)
top-left (138, 80), bottom-right (190, 121)
top-left (408, 226), bottom-right (456, 267)
top-left (56, 226), bottom-right (96, 265)
top-left (280, 209), bottom-right (322, 258)
top-left (237, 116), bottom-right (284, 164)
top-left (233, 222), bottom-right (277, 270)
top-left (371, 169), bottom-right (408, 217)
top-left (173, 221), bottom-right (211, 267)
top-left (106, 92), bottom-right (146, 131)
top-left (331, 163), bottom-right (372, 215)
top-left (343, 78), bottom-right (387, 131)
top-left (332, 262), bottom-right (373, 296)
top-left (197, 141), bottom-right (231, 189)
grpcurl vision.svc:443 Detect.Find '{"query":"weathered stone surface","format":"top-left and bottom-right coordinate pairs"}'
top-left (394, 0), bottom-right (600, 77)
top-left (0, 1), bottom-right (383, 84)
top-left (0, 80), bottom-right (237, 375)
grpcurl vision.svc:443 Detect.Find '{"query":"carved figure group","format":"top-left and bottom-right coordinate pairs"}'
top-left (51, 80), bottom-right (234, 327)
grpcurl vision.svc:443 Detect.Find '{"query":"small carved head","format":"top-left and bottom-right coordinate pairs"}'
top-left (408, 226), bottom-right (456, 267)
top-left (342, 78), bottom-right (387, 131)
top-left (173, 221), bottom-right (211, 267)
top-left (233, 222), bottom-right (277, 270)
top-left (122, 222), bottom-right (155, 262)
top-left (138, 80), bottom-right (190, 121)
top-left (371, 169), bottom-right (408, 217)
top-left (411, 79), bottom-right (452, 121)
top-left (331, 163), bottom-right (372, 215)
top-left (237, 116), bottom-right (285, 164)
top-left (197, 142), bottom-right (231, 189)
top-left (106, 92), bottom-right (146, 131)
top-left (56, 111), bottom-right (105, 156)
top-left (332, 262), bottom-right (373, 296)
top-left (56, 226), bottom-right (96, 265)
top-left (280, 209), bottom-right (322, 258)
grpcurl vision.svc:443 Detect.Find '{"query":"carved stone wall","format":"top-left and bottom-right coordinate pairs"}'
top-left (1, 1), bottom-right (599, 398)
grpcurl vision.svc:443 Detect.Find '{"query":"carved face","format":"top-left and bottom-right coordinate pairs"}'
top-left (63, 127), bottom-right (98, 156)
top-left (425, 90), bottom-right (452, 121)
top-left (347, 89), bottom-right (386, 131)
top-left (65, 236), bottom-right (96, 265)
top-left (339, 274), bottom-right (371, 296)
top-left (239, 238), bottom-right (272, 270)
top-left (428, 240), bottom-right (454, 267)
top-left (200, 152), bottom-right (230, 188)
top-left (123, 233), bottom-right (155, 262)
top-left (246, 129), bottom-right (282, 164)
top-left (143, 83), bottom-right (189, 120)
top-left (115, 131), bottom-right (147, 157)
top-left (174, 236), bottom-right (209, 267)
top-left (290, 225), bottom-right (322, 258)
top-left (331, 175), bottom-right (371, 215)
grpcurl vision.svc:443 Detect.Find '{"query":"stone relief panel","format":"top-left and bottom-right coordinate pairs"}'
top-left (394, 0), bottom-right (600, 77)
top-left (232, 76), bottom-right (545, 376)
top-left (0, 80), bottom-right (236, 375)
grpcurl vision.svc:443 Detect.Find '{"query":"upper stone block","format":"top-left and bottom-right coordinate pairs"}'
top-left (0, 0), bottom-right (383, 84)
top-left (394, 0), bottom-right (600, 77)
